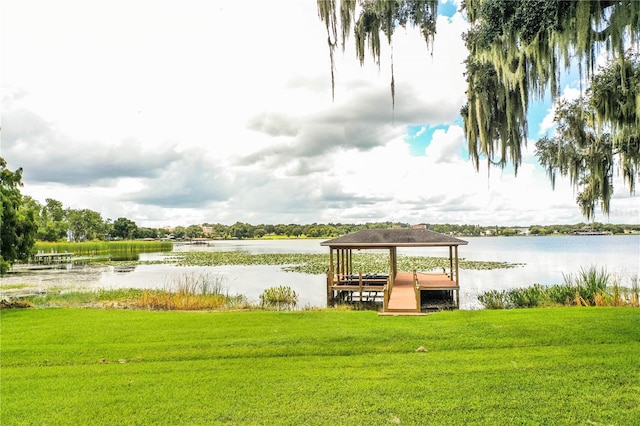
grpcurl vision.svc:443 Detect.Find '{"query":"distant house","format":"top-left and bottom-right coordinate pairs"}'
top-left (573, 228), bottom-right (612, 236)
top-left (510, 227), bottom-right (530, 235)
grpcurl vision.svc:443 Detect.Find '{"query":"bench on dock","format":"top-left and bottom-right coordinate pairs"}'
top-left (330, 273), bottom-right (389, 302)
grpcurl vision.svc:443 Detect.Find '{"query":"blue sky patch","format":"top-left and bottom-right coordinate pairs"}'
top-left (405, 124), bottom-right (449, 156)
top-left (438, 1), bottom-right (458, 18)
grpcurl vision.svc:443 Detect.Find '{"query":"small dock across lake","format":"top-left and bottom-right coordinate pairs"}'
top-left (33, 252), bottom-right (73, 264)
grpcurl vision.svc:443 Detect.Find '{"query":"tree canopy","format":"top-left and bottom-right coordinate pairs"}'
top-left (0, 157), bottom-right (37, 274)
top-left (317, 0), bottom-right (439, 105)
top-left (317, 0), bottom-right (640, 218)
top-left (535, 54), bottom-right (640, 219)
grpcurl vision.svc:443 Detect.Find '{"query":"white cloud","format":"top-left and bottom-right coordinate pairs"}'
top-left (425, 125), bottom-right (465, 162)
top-left (537, 85), bottom-right (583, 136)
top-left (2, 1), bottom-right (637, 227)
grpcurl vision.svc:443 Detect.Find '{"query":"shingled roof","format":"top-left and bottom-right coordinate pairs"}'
top-left (320, 228), bottom-right (468, 247)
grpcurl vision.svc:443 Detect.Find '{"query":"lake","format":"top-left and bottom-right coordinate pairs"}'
top-left (2, 235), bottom-right (638, 309)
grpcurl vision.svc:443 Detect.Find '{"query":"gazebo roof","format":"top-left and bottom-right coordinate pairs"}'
top-left (320, 229), bottom-right (468, 248)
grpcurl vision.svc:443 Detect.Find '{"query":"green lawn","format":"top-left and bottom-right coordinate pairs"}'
top-left (1, 308), bottom-right (639, 425)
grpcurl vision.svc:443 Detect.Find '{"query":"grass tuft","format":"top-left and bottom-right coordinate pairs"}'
top-left (259, 285), bottom-right (299, 310)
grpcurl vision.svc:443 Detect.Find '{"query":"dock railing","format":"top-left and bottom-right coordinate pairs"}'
top-left (383, 280), bottom-right (389, 311)
top-left (413, 270), bottom-right (420, 311)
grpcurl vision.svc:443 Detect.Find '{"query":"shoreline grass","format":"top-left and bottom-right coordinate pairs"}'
top-left (2, 308), bottom-right (639, 425)
top-left (479, 267), bottom-right (640, 309)
top-left (20, 273), bottom-right (250, 311)
top-left (34, 240), bottom-right (173, 255)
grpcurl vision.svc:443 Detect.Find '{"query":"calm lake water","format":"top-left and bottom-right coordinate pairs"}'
top-left (3, 235), bottom-right (639, 309)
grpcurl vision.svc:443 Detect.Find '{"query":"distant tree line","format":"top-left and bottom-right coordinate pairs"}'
top-left (179, 222), bottom-right (639, 239)
top-left (19, 197), bottom-right (167, 243)
top-left (192, 221), bottom-right (408, 240)
top-left (15, 195), bottom-right (640, 244)
top-left (2, 157), bottom-right (639, 275)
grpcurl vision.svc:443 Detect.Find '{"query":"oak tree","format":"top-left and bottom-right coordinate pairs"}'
top-left (317, 0), bottom-right (639, 217)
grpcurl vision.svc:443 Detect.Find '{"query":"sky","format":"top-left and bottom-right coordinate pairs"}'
top-left (2, 0), bottom-right (639, 228)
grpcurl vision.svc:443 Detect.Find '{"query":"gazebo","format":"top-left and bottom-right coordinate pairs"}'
top-left (320, 228), bottom-right (468, 313)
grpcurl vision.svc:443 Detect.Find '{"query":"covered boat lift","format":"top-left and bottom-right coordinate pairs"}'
top-left (320, 228), bottom-right (468, 313)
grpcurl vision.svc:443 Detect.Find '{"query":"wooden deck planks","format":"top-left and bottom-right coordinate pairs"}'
top-left (386, 273), bottom-right (418, 312)
top-left (329, 271), bottom-right (460, 313)
top-left (385, 272), bottom-right (459, 313)
top-left (415, 272), bottom-right (459, 290)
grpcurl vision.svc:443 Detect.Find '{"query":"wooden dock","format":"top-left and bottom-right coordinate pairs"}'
top-left (321, 228), bottom-right (466, 314)
top-left (32, 252), bottom-right (73, 264)
top-left (384, 272), bottom-right (459, 314)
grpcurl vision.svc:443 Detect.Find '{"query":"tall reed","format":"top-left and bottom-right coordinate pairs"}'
top-left (478, 267), bottom-right (639, 309)
top-left (34, 241), bottom-right (173, 256)
top-left (562, 266), bottom-right (610, 306)
top-left (631, 274), bottom-right (640, 307)
top-left (133, 273), bottom-right (247, 311)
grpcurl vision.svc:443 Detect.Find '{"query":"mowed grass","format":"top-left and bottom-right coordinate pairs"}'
top-left (1, 308), bottom-right (639, 425)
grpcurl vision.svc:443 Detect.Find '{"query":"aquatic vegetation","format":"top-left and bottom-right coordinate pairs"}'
top-left (477, 286), bottom-right (544, 309)
top-left (479, 267), bottom-right (640, 309)
top-left (259, 286), bottom-right (299, 311)
top-left (34, 241), bottom-right (173, 256)
top-left (0, 283), bottom-right (31, 290)
top-left (27, 288), bottom-right (146, 308)
top-left (546, 284), bottom-right (577, 306)
top-left (25, 274), bottom-right (248, 311)
top-left (477, 290), bottom-right (509, 310)
top-left (631, 275), bottom-right (640, 307)
top-left (132, 273), bottom-right (248, 311)
top-left (171, 251), bottom-right (521, 274)
top-left (562, 266), bottom-right (610, 305)
top-left (507, 284), bottom-right (545, 308)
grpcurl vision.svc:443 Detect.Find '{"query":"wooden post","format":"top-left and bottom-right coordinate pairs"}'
top-left (449, 246), bottom-right (454, 279)
top-left (326, 267), bottom-right (332, 306)
top-left (454, 245), bottom-right (460, 307)
top-left (329, 248), bottom-right (334, 280)
top-left (389, 247), bottom-right (396, 291)
top-left (383, 284), bottom-right (388, 312)
top-left (359, 270), bottom-right (363, 302)
top-left (414, 269), bottom-right (420, 311)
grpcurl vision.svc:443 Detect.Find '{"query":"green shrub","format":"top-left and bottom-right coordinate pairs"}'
top-left (259, 286), bottom-right (299, 311)
top-left (507, 284), bottom-right (545, 308)
top-left (477, 290), bottom-right (509, 309)
top-left (546, 284), bottom-right (576, 305)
